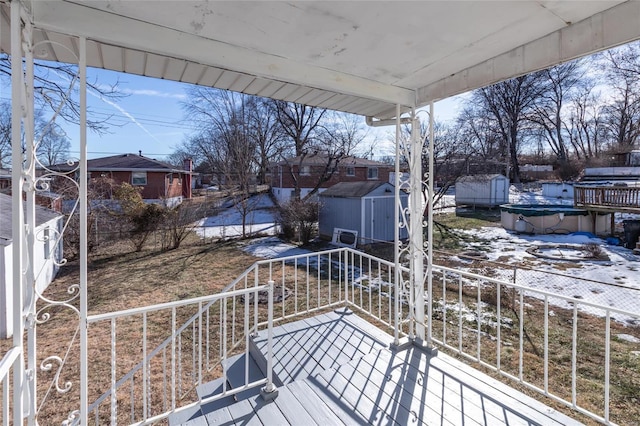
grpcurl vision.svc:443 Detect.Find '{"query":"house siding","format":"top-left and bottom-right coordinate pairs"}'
top-left (1, 215), bottom-right (63, 338)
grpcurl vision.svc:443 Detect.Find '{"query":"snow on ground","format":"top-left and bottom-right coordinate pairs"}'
top-left (241, 236), bottom-right (311, 259)
top-left (195, 194), bottom-right (279, 239)
top-left (201, 188), bottom-right (639, 320)
top-left (458, 225), bottom-right (640, 319)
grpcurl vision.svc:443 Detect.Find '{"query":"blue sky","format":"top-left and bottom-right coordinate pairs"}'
top-left (47, 68), bottom-right (464, 161)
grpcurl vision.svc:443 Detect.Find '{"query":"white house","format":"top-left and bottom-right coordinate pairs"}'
top-left (0, 193), bottom-right (63, 338)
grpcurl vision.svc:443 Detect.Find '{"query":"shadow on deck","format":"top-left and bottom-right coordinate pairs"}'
top-left (172, 310), bottom-right (581, 426)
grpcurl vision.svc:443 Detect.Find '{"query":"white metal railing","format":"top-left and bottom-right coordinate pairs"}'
top-left (0, 347), bottom-right (22, 426)
top-left (86, 282), bottom-right (275, 425)
top-left (247, 247), bottom-right (410, 334)
top-left (84, 247), bottom-right (408, 424)
top-left (80, 245), bottom-right (639, 425)
top-left (428, 264), bottom-right (640, 425)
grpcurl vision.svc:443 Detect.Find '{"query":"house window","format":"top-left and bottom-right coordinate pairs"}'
top-left (346, 166), bottom-right (355, 176)
top-left (300, 165), bottom-right (311, 176)
top-left (367, 167), bottom-right (378, 180)
top-left (132, 171), bottom-right (147, 185)
top-left (169, 174), bottom-right (174, 184)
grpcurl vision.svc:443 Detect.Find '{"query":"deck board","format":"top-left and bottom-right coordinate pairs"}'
top-left (186, 312), bottom-right (584, 426)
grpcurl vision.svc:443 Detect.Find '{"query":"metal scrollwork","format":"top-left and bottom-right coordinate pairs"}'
top-left (40, 356), bottom-right (73, 394)
top-left (18, 34), bottom-right (86, 422)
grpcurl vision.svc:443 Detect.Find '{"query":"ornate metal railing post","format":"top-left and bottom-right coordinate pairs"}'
top-left (408, 109), bottom-right (425, 341)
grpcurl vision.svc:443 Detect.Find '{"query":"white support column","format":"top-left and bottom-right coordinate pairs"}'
top-left (409, 109), bottom-right (425, 340)
top-left (10, 0), bottom-right (25, 422)
top-left (393, 104), bottom-right (401, 346)
top-left (79, 36), bottom-right (89, 424)
top-left (426, 102), bottom-right (435, 347)
top-left (24, 11), bottom-right (37, 424)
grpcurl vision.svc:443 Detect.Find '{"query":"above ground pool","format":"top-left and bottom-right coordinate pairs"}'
top-left (500, 204), bottom-right (612, 235)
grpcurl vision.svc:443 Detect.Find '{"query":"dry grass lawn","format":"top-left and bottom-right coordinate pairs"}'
top-left (1, 234), bottom-right (258, 425)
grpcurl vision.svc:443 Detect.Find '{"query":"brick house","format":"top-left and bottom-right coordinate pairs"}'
top-left (269, 154), bottom-right (393, 204)
top-left (48, 153), bottom-right (194, 206)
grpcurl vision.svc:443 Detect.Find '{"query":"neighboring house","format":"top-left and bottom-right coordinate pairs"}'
top-left (48, 153), bottom-right (194, 206)
top-left (270, 154), bottom-right (393, 204)
top-left (318, 181), bottom-right (408, 245)
top-left (455, 174), bottom-right (510, 207)
top-left (0, 168), bottom-right (10, 191)
top-left (0, 193), bottom-right (63, 338)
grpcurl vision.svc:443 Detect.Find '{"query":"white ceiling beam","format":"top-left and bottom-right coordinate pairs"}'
top-left (30, 1), bottom-right (416, 108)
top-left (417, 1), bottom-right (640, 105)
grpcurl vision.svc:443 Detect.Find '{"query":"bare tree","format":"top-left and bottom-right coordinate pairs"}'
top-left (271, 101), bottom-right (327, 157)
top-left (470, 72), bottom-right (549, 183)
top-left (35, 118), bottom-right (71, 166)
top-left (0, 55), bottom-right (123, 134)
top-left (600, 45), bottom-right (640, 152)
top-left (566, 85), bottom-right (605, 162)
top-left (182, 88), bottom-right (260, 237)
top-left (247, 97), bottom-right (286, 184)
top-left (529, 61), bottom-right (586, 165)
top-left (0, 103), bottom-right (10, 168)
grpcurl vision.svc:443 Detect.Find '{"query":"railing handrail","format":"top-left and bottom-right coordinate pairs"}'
top-left (0, 346), bottom-right (21, 381)
top-left (87, 282), bottom-right (264, 323)
top-left (433, 263), bottom-right (639, 318)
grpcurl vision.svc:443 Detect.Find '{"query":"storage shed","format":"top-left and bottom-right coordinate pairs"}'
top-left (319, 182), bottom-right (408, 245)
top-left (455, 174), bottom-right (509, 207)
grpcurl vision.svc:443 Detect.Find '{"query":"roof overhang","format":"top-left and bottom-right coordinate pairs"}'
top-left (2, 1), bottom-right (640, 120)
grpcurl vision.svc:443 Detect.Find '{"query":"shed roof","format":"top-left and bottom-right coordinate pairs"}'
top-left (320, 181), bottom-right (393, 198)
top-left (0, 193), bottom-right (62, 244)
top-left (457, 174), bottom-right (508, 183)
top-left (1, 2), bottom-right (637, 120)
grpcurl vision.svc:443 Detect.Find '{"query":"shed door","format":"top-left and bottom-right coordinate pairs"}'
top-left (495, 178), bottom-right (506, 204)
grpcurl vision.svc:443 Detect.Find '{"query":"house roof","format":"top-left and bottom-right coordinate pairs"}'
top-left (320, 181), bottom-right (392, 198)
top-left (3, 2), bottom-right (635, 121)
top-left (48, 154), bottom-right (190, 174)
top-left (276, 155), bottom-right (391, 168)
top-left (0, 193), bottom-right (62, 244)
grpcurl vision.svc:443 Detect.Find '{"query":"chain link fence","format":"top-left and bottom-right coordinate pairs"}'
top-left (435, 250), bottom-right (640, 318)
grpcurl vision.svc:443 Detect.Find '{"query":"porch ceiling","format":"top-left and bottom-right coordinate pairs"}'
top-left (2, 1), bottom-right (640, 119)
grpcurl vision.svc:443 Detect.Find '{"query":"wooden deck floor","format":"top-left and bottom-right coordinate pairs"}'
top-left (181, 310), bottom-right (582, 426)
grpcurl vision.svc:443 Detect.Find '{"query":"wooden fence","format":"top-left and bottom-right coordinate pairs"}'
top-left (574, 185), bottom-right (640, 210)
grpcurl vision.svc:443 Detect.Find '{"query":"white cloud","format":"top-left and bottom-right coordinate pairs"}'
top-left (119, 88), bottom-right (186, 100)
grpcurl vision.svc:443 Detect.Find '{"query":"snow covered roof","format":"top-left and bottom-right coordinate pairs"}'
top-left (457, 174), bottom-right (508, 183)
top-left (2, 2), bottom-right (638, 119)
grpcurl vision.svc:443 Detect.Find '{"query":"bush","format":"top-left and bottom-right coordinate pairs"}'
top-left (279, 199), bottom-right (319, 244)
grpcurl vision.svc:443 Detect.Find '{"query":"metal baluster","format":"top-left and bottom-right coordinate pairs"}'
top-left (110, 319), bottom-right (117, 425)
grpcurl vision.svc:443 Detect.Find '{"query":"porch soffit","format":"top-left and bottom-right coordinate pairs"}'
top-left (1, 1), bottom-right (640, 119)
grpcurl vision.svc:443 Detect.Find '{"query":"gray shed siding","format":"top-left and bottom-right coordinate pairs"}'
top-left (318, 198), bottom-right (361, 239)
top-left (319, 182), bottom-right (408, 244)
